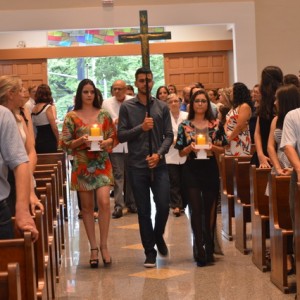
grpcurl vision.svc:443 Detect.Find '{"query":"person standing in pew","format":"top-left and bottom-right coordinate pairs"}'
top-left (0, 105), bottom-right (38, 241)
top-left (32, 84), bottom-right (59, 154)
top-left (267, 84), bottom-right (300, 273)
top-left (251, 66), bottom-right (283, 168)
top-left (280, 86), bottom-right (300, 239)
top-left (175, 89), bottom-right (226, 267)
top-left (224, 82), bottom-right (253, 156)
top-left (61, 79), bottom-right (117, 268)
top-left (0, 75), bottom-right (44, 216)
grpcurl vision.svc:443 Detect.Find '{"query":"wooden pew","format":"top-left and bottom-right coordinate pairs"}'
top-left (38, 194), bottom-right (55, 300)
top-left (35, 165), bottom-right (65, 250)
top-left (32, 210), bottom-right (47, 300)
top-left (37, 151), bottom-right (69, 221)
top-left (250, 165), bottom-right (271, 272)
top-left (36, 187), bottom-right (57, 298)
top-left (295, 182), bottom-right (300, 299)
top-left (233, 159), bottom-right (251, 254)
top-left (219, 154), bottom-right (251, 240)
top-left (0, 232), bottom-right (37, 300)
top-left (35, 176), bottom-right (60, 284)
top-left (269, 174), bottom-right (294, 293)
top-left (34, 171), bottom-right (62, 264)
top-left (0, 263), bottom-right (22, 300)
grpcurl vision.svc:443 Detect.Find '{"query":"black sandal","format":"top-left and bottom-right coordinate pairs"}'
top-left (90, 248), bottom-right (99, 268)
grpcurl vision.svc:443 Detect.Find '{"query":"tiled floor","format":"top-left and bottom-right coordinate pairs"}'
top-left (56, 193), bottom-right (295, 299)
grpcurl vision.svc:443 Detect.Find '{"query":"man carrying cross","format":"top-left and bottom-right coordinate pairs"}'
top-left (118, 67), bottom-right (173, 267)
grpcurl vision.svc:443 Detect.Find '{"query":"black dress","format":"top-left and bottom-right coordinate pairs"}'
top-left (175, 119), bottom-right (221, 265)
top-left (32, 104), bottom-right (57, 153)
top-left (250, 116), bottom-right (272, 167)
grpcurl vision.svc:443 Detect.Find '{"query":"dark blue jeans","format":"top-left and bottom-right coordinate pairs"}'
top-left (128, 165), bottom-right (170, 256)
top-left (0, 199), bottom-right (14, 239)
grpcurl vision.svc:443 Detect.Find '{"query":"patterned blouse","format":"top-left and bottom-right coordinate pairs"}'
top-left (175, 119), bottom-right (226, 159)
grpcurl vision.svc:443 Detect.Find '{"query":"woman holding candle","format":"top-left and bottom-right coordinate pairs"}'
top-left (175, 89), bottom-right (225, 267)
top-left (61, 79), bottom-right (117, 268)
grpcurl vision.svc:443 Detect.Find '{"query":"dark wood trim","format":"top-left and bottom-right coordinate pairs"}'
top-left (0, 40), bottom-right (232, 60)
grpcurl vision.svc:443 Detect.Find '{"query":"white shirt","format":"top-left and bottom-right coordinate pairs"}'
top-left (165, 111), bottom-right (188, 164)
top-left (24, 97), bottom-right (35, 113)
top-left (102, 95), bottom-right (132, 153)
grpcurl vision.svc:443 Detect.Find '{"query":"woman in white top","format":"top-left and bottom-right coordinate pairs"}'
top-left (165, 93), bottom-right (188, 217)
top-left (32, 84), bottom-right (59, 153)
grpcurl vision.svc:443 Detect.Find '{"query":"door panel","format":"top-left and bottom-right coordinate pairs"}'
top-left (0, 59), bottom-right (47, 88)
top-left (164, 51), bottom-right (229, 96)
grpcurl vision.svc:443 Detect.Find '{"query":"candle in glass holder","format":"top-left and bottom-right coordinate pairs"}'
top-left (90, 124), bottom-right (101, 136)
top-left (196, 134), bottom-right (206, 145)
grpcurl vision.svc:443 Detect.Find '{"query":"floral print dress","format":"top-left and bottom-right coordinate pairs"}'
top-left (225, 107), bottom-right (251, 156)
top-left (61, 110), bottom-right (116, 191)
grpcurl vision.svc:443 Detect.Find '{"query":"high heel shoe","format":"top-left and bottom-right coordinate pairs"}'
top-left (90, 248), bottom-right (99, 268)
top-left (100, 247), bottom-right (112, 267)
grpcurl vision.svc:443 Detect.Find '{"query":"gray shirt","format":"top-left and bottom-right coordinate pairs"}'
top-left (0, 106), bottom-right (28, 201)
top-left (118, 96), bottom-right (174, 168)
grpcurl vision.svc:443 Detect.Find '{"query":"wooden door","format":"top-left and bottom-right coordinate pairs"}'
top-left (164, 51), bottom-right (229, 96)
top-left (0, 59), bottom-right (47, 88)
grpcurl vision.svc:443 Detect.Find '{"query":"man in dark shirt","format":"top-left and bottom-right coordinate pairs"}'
top-left (118, 67), bottom-right (173, 268)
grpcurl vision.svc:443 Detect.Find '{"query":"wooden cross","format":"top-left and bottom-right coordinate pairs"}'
top-left (118, 10), bottom-right (171, 69)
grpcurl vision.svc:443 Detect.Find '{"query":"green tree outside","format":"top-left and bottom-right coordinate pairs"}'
top-left (48, 55), bottom-right (165, 129)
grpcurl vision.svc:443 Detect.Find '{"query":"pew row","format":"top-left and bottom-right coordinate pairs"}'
top-left (250, 166), bottom-right (271, 272)
top-left (37, 152), bottom-right (69, 221)
top-left (269, 174), bottom-right (294, 293)
top-left (0, 232), bottom-right (37, 300)
top-left (0, 263), bottom-right (22, 300)
top-left (233, 159), bottom-right (251, 254)
top-left (219, 154), bottom-right (251, 240)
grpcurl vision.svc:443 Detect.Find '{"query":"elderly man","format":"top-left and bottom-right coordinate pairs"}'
top-left (0, 105), bottom-right (38, 241)
top-left (102, 79), bottom-right (137, 218)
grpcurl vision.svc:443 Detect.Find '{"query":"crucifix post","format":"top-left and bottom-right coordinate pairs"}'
top-left (118, 10), bottom-right (171, 70)
top-left (118, 10), bottom-right (171, 160)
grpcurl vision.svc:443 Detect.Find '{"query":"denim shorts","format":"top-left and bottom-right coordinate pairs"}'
top-left (0, 199), bottom-right (14, 239)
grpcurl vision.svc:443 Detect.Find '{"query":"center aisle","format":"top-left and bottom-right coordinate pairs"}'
top-left (56, 193), bottom-right (294, 299)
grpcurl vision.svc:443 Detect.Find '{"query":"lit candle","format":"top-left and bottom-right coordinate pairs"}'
top-left (90, 124), bottom-right (101, 136)
top-left (196, 134), bottom-right (206, 145)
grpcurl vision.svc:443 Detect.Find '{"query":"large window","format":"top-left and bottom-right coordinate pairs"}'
top-left (48, 55), bottom-right (164, 126)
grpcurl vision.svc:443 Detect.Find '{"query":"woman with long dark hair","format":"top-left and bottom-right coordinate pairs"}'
top-left (61, 79), bottom-right (117, 268)
top-left (251, 66), bottom-right (283, 167)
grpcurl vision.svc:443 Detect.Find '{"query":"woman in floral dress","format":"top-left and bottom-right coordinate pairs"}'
top-left (224, 82), bottom-right (253, 156)
top-left (61, 79), bottom-right (117, 268)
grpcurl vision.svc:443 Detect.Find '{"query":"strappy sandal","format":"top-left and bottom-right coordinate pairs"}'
top-left (90, 248), bottom-right (99, 268)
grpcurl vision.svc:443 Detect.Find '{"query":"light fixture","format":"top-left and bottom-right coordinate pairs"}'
top-left (102, 0), bottom-right (114, 7)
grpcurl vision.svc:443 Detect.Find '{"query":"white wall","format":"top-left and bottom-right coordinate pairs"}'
top-left (0, 25), bottom-right (232, 49)
top-left (255, 0), bottom-right (300, 77)
top-left (0, 2), bottom-right (257, 87)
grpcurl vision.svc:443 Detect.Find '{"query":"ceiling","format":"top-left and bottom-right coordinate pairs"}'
top-left (0, 0), bottom-right (250, 11)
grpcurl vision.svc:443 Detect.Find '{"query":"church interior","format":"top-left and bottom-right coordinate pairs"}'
top-left (0, 0), bottom-right (300, 299)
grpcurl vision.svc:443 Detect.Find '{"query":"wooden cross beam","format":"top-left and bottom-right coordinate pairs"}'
top-left (118, 10), bottom-right (171, 70)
